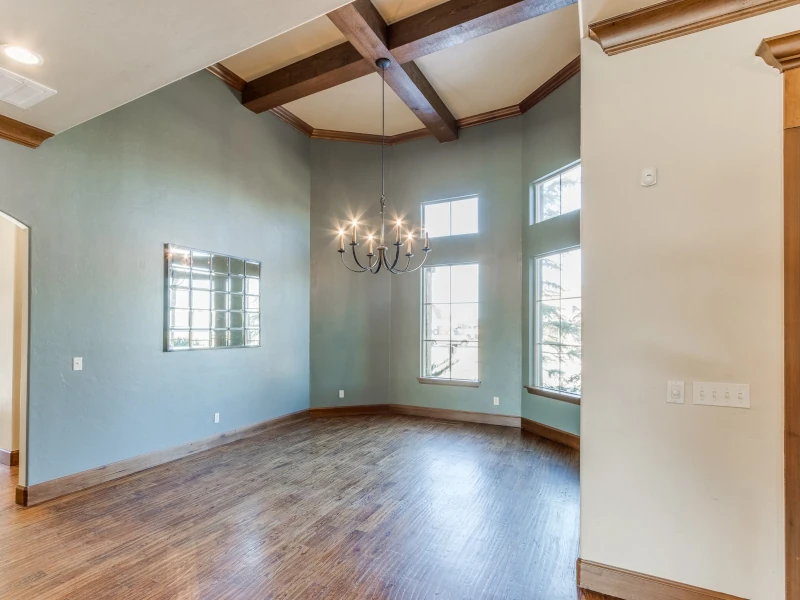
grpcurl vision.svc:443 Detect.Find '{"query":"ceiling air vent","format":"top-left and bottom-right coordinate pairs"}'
top-left (0, 66), bottom-right (56, 109)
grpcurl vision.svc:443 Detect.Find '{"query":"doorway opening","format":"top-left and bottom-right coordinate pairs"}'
top-left (0, 211), bottom-right (29, 500)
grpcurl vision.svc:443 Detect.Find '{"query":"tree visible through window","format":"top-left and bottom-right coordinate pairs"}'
top-left (422, 264), bottom-right (479, 381)
top-left (532, 162), bottom-right (581, 224)
top-left (534, 249), bottom-right (581, 394)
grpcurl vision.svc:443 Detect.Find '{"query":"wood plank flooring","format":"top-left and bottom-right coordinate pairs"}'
top-left (0, 415), bottom-right (615, 599)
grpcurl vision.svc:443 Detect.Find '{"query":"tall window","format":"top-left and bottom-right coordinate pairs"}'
top-left (165, 244), bottom-right (261, 351)
top-left (422, 264), bottom-right (479, 381)
top-left (531, 162), bottom-right (581, 224)
top-left (423, 196), bottom-right (478, 238)
top-left (534, 249), bottom-right (581, 394)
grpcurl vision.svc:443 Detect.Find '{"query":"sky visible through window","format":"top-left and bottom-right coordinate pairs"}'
top-left (533, 163), bottom-right (581, 224)
top-left (535, 249), bottom-right (581, 394)
top-left (424, 197), bottom-right (478, 238)
top-left (422, 264), bottom-right (479, 381)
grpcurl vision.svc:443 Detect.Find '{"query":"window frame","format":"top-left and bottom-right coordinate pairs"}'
top-left (531, 246), bottom-right (581, 396)
top-left (530, 160), bottom-right (581, 225)
top-left (164, 243), bottom-right (261, 352)
top-left (419, 262), bottom-right (480, 385)
top-left (421, 195), bottom-right (479, 239)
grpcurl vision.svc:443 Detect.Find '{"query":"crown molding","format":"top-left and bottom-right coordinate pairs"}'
top-left (208, 56), bottom-right (579, 147)
top-left (520, 55), bottom-right (580, 113)
top-left (206, 63), bottom-right (245, 93)
top-left (757, 30), bottom-right (800, 71)
top-left (589, 0), bottom-right (800, 56)
top-left (0, 114), bottom-right (54, 149)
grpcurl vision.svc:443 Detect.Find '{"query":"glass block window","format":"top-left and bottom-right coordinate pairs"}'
top-left (531, 162), bottom-right (581, 224)
top-left (165, 244), bottom-right (260, 351)
top-left (422, 263), bottom-right (479, 381)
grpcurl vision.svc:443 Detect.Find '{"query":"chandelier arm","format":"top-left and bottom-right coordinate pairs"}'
top-left (340, 251), bottom-right (369, 273)
top-left (371, 250), bottom-right (383, 274)
top-left (350, 243), bottom-right (372, 271)
top-left (400, 251), bottom-right (430, 274)
top-left (389, 242), bottom-right (401, 270)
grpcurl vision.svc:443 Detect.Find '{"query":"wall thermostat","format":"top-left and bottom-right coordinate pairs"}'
top-left (641, 167), bottom-right (658, 187)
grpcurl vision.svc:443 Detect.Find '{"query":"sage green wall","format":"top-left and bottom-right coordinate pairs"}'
top-left (388, 120), bottom-right (523, 416)
top-left (310, 142), bottom-right (392, 408)
top-left (0, 71), bottom-right (312, 485)
top-left (521, 75), bottom-right (582, 435)
top-left (309, 74), bottom-right (580, 428)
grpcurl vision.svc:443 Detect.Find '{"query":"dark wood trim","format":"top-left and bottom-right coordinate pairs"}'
top-left (270, 106), bottom-right (314, 136)
top-left (577, 559), bottom-right (747, 600)
top-left (458, 105), bottom-right (522, 128)
top-left (589, 0), bottom-right (800, 56)
top-left (521, 418), bottom-right (579, 450)
top-left (328, 0), bottom-right (458, 143)
top-left (388, 128), bottom-right (432, 144)
top-left (308, 404), bottom-right (392, 417)
top-left (0, 114), bottom-right (54, 149)
top-left (520, 55), bottom-right (580, 113)
top-left (242, 44), bottom-right (372, 113)
top-left (388, 0), bottom-right (577, 63)
top-left (391, 404), bottom-right (521, 428)
top-left (0, 449), bottom-right (19, 466)
top-left (16, 410), bottom-right (309, 507)
top-left (785, 68), bottom-right (800, 600)
top-left (524, 385), bottom-right (581, 405)
top-left (311, 129), bottom-right (386, 145)
top-left (206, 63), bottom-right (246, 92)
top-left (757, 30), bottom-right (800, 72)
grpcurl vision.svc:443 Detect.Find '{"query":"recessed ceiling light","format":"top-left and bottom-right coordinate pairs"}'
top-left (1, 45), bottom-right (43, 65)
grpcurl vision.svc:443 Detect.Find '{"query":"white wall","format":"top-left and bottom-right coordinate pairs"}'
top-left (0, 217), bottom-right (18, 452)
top-left (580, 7), bottom-right (798, 599)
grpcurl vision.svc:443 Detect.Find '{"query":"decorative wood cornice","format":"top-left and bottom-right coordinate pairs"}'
top-left (589, 0), bottom-right (800, 56)
top-left (269, 105), bottom-right (314, 136)
top-left (757, 30), bottom-right (800, 72)
top-left (458, 105), bottom-right (522, 128)
top-left (577, 559), bottom-right (747, 600)
top-left (520, 55), bottom-right (580, 112)
top-left (206, 62), bottom-right (245, 93)
top-left (0, 114), bottom-right (54, 149)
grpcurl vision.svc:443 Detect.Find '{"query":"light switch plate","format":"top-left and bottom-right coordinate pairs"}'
top-left (693, 382), bottom-right (750, 409)
top-left (493, 397), bottom-right (500, 406)
top-left (214, 413), bottom-right (220, 424)
top-left (339, 390), bottom-right (344, 399)
top-left (72, 357), bottom-right (83, 371)
top-left (667, 380), bottom-right (684, 404)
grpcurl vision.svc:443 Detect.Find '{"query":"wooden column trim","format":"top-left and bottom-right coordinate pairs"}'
top-left (0, 114), bottom-right (53, 149)
top-left (589, 0), bottom-right (800, 56)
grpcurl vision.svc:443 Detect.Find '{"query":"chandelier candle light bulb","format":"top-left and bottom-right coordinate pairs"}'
top-left (337, 58), bottom-right (431, 275)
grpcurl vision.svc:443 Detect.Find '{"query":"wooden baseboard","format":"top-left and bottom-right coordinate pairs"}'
top-left (16, 409), bottom-right (309, 507)
top-left (309, 404), bottom-right (392, 417)
top-left (0, 449), bottom-right (19, 466)
top-left (577, 559), bottom-right (747, 600)
top-left (391, 404), bottom-right (521, 428)
top-left (521, 418), bottom-right (580, 451)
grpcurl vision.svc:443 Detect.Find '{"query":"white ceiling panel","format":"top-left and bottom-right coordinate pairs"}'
top-left (0, 0), bottom-right (352, 133)
top-left (284, 73), bottom-right (423, 136)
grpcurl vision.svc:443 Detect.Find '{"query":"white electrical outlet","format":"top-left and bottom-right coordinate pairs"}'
top-left (667, 381), bottom-right (684, 404)
top-left (339, 390), bottom-right (344, 399)
top-left (692, 382), bottom-right (750, 409)
top-left (72, 357), bottom-right (83, 371)
top-left (493, 397), bottom-right (500, 406)
top-left (214, 413), bottom-right (220, 424)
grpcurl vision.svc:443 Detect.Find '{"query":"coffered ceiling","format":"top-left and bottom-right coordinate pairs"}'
top-left (220, 0), bottom-right (581, 138)
top-left (0, 0), bottom-right (351, 135)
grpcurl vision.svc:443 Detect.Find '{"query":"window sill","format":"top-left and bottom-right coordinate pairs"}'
top-left (418, 377), bottom-right (481, 388)
top-left (524, 386), bottom-right (581, 405)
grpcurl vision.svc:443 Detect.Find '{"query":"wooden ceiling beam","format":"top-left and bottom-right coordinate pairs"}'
top-left (389, 0), bottom-right (576, 63)
top-left (242, 43), bottom-right (373, 113)
top-left (327, 0), bottom-right (458, 142)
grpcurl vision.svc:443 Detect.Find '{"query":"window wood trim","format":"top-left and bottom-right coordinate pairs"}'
top-left (525, 385), bottom-right (581, 405)
top-left (417, 377), bottom-right (480, 388)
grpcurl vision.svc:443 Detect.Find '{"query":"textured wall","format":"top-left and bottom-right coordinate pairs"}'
top-left (521, 75), bottom-right (582, 434)
top-left (0, 71), bottom-right (312, 485)
top-left (580, 9), bottom-right (790, 598)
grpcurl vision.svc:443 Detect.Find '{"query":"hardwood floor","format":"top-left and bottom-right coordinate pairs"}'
top-left (0, 415), bottom-right (616, 599)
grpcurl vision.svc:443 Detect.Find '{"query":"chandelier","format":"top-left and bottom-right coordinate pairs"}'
top-left (338, 58), bottom-right (431, 275)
